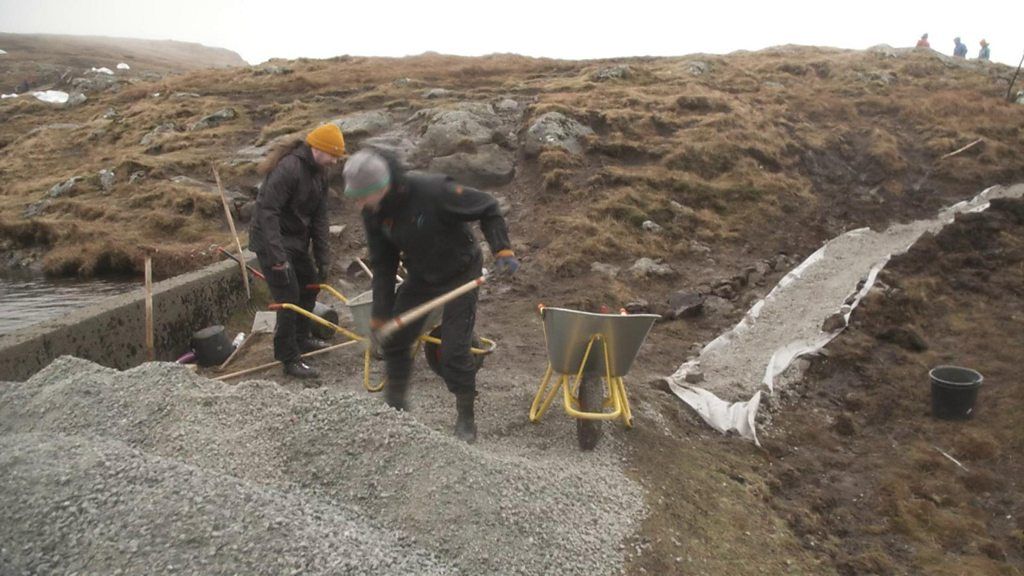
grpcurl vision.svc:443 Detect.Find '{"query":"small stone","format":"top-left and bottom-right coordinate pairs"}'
top-left (624, 300), bottom-right (649, 314)
top-left (629, 257), bottom-right (674, 278)
top-left (641, 220), bottom-right (663, 233)
top-left (821, 313), bottom-right (847, 333)
top-left (684, 371), bottom-right (705, 384)
top-left (591, 262), bottom-right (620, 278)
top-left (423, 88), bottom-right (451, 99)
top-left (98, 169), bottom-right (115, 193)
top-left (329, 225), bottom-right (346, 237)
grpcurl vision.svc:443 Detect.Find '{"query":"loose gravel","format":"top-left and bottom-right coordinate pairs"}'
top-left (0, 356), bottom-right (644, 575)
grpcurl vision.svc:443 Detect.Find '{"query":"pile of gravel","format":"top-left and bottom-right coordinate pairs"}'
top-left (0, 357), bottom-right (644, 575)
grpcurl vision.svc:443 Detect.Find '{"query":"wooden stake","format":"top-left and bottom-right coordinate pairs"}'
top-left (145, 256), bottom-right (154, 361)
top-left (214, 339), bottom-right (359, 381)
top-left (939, 138), bottom-right (984, 160)
top-left (1006, 51), bottom-right (1024, 102)
top-left (213, 165), bottom-right (251, 300)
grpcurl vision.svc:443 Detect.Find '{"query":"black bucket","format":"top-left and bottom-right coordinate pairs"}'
top-left (929, 365), bottom-right (983, 420)
top-left (191, 325), bottom-right (234, 367)
top-left (310, 302), bottom-right (339, 341)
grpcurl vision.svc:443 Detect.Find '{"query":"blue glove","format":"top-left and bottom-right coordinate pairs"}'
top-left (492, 250), bottom-right (520, 277)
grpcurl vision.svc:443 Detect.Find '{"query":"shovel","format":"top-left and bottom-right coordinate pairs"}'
top-left (374, 275), bottom-right (487, 342)
top-left (217, 311), bottom-right (275, 371)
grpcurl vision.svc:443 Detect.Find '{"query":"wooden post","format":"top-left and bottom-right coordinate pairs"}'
top-left (1006, 51), bottom-right (1024, 102)
top-left (213, 165), bottom-right (251, 300)
top-left (939, 138), bottom-right (984, 160)
top-left (145, 256), bottom-right (154, 361)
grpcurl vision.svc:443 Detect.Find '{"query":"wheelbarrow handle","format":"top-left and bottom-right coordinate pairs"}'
top-left (375, 275), bottom-right (487, 341)
top-left (306, 283), bottom-right (348, 304)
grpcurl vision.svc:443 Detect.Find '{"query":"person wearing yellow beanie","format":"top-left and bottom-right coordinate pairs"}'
top-left (306, 123), bottom-right (346, 158)
top-left (248, 123), bottom-right (347, 380)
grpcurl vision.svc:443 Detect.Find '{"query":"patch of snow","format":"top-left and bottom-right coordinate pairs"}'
top-left (32, 90), bottom-right (70, 104)
top-left (91, 67), bottom-right (114, 75)
top-left (1, 93), bottom-right (17, 99)
top-left (117, 62), bottom-right (130, 70)
top-left (0, 48), bottom-right (7, 55)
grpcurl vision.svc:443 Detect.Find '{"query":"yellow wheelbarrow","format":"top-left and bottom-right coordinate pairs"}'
top-left (529, 304), bottom-right (659, 450)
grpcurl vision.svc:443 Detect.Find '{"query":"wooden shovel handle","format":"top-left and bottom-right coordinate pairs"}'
top-left (375, 275), bottom-right (486, 341)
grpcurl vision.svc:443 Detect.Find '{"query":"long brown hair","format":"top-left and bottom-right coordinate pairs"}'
top-left (257, 138), bottom-right (304, 176)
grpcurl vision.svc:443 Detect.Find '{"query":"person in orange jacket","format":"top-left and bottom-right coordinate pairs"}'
top-left (916, 33), bottom-right (930, 48)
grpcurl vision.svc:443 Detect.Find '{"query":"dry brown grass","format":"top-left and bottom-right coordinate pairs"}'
top-left (3, 46), bottom-right (1024, 278)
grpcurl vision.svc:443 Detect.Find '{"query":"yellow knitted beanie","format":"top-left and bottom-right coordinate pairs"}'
top-left (306, 124), bottom-right (346, 156)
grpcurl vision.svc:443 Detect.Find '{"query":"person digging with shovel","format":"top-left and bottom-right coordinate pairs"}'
top-left (249, 123), bottom-right (345, 380)
top-left (344, 149), bottom-right (519, 443)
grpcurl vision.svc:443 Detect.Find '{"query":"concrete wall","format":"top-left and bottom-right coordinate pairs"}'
top-left (0, 255), bottom-right (255, 381)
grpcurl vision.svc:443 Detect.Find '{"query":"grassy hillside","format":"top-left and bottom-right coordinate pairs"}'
top-left (1, 44), bottom-right (1022, 281)
top-left (0, 32), bottom-right (246, 93)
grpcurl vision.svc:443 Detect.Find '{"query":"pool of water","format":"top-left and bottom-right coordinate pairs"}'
top-left (0, 273), bottom-right (138, 336)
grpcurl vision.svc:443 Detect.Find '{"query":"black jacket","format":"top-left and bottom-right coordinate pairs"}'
top-left (249, 143), bottom-right (330, 267)
top-left (364, 172), bottom-right (511, 320)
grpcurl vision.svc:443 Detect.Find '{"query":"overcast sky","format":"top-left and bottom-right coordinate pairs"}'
top-left (1, 0), bottom-right (1020, 67)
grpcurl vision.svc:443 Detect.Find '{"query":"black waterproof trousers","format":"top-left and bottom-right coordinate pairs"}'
top-left (382, 265), bottom-right (480, 395)
top-left (256, 248), bottom-right (319, 363)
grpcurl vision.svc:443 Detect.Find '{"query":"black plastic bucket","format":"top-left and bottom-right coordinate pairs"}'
top-left (929, 365), bottom-right (983, 420)
top-left (310, 302), bottom-right (339, 341)
top-left (191, 325), bottom-right (233, 367)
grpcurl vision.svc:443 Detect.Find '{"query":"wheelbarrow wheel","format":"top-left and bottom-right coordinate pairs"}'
top-left (423, 325), bottom-right (486, 377)
top-left (576, 373), bottom-right (604, 451)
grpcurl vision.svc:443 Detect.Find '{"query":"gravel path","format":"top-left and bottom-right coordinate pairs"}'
top-left (0, 355), bottom-right (644, 575)
top-left (667, 183), bottom-right (1024, 438)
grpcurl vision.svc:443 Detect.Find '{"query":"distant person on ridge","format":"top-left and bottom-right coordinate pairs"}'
top-left (953, 37), bottom-right (968, 58)
top-left (344, 149), bottom-right (520, 444)
top-left (916, 33), bottom-right (930, 48)
top-left (250, 123), bottom-right (346, 380)
top-left (978, 39), bottom-right (991, 61)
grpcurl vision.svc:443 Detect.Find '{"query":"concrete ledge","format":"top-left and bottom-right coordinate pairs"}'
top-left (0, 254), bottom-right (255, 381)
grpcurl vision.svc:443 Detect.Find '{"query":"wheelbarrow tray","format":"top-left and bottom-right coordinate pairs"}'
top-left (541, 307), bottom-right (659, 377)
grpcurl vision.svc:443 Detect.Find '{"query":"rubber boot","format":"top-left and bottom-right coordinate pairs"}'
top-left (454, 392), bottom-right (477, 444)
top-left (385, 377), bottom-right (409, 411)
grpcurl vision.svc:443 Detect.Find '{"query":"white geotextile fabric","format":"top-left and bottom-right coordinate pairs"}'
top-left (666, 184), bottom-right (1022, 444)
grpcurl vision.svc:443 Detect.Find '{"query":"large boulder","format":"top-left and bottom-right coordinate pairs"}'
top-left (48, 177), bottom-right (83, 198)
top-left (412, 102), bottom-right (506, 158)
top-left (629, 257), bottom-right (675, 278)
top-left (591, 65), bottom-right (632, 81)
top-left (69, 73), bottom-right (119, 93)
top-left (524, 112), bottom-right (593, 156)
top-left (191, 108), bottom-right (237, 131)
top-left (331, 110), bottom-right (392, 139)
top-left (428, 143), bottom-right (515, 188)
top-left (140, 123), bottom-right (177, 147)
top-left (362, 132), bottom-right (419, 166)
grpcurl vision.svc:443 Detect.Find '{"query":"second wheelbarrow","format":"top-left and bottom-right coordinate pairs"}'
top-left (529, 304), bottom-right (659, 450)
